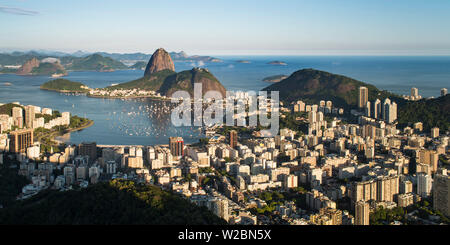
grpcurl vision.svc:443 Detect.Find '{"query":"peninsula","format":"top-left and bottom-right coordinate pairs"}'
top-left (263, 75), bottom-right (288, 83)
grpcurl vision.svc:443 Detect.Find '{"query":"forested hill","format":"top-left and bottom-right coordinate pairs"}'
top-left (0, 179), bottom-right (227, 225)
top-left (397, 94), bottom-right (450, 132)
top-left (263, 68), bottom-right (402, 108)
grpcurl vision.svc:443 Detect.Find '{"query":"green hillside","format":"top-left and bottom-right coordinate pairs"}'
top-left (31, 62), bottom-right (67, 75)
top-left (107, 69), bottom-right (176, 91)
top-left (0, 53), bottom-right (45, 66)
top-left (263, 69), bottom-right (402, 108)
top-left (398, 94), bottom-right (450, 132)
top-left (40, 79), bottom-right (89, 92)
top-left (130, 61), bottom-right (147, 70)
top-left (106, 68), bottom-right (226, 97)
top-left (0, 103), bottom-right (24, 116)
top-left (0, 179), bottom-right (227, 225)
top-left (0, 67), bottom-right (18, 74)
top-left (66, 54), bottom-right (127, 71)
top-left (159, 68), bottom-right (226, 97)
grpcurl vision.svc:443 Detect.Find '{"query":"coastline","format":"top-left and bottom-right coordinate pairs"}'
top-left (86, 94), bottom-right (171, 101)
top-left (39, 87), bottom-right (172, 101)
top-left (40, 87), bottom-right (88, 93)
top-left (36, 119), bottom-right (94, 144)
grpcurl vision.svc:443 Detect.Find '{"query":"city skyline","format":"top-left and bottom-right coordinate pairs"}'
top-left (0, 0), bottom-right (449, 231)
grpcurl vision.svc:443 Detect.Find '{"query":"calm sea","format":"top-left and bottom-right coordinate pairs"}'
top-left (0, 56), bottom-right (449, 145)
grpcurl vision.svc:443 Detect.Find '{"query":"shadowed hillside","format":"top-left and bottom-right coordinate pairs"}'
top-left (0, 179), bottom-right (227, 225)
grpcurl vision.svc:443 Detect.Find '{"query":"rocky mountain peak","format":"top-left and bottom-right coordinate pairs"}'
top-left (144, 48), bottom-right (175, 77)
top-left (16, 57), bottom-right (40, 75)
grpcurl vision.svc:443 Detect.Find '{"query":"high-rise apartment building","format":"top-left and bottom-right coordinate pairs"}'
top-left (308, 111), bottom-right (317, 124)
top-left (376, 175), bottom-right (399, 202)
top-left (431, 127), bottom-right (439, 138)
top-left (373, 99), bottom-right (381, 119)
top-left (355, 200), bottom-right (370, 225)
top-left (351, 180), bottom-right (377, 203)
top-left (417, 173), bottom-right (433, 198)
top-left (417, 149), bottom-right (439, 173)
top-left (25, 105), bottom-right (35, 129)
top-left (78, 142), bottom-right (97, 163)
top-left (433, 172), bottom-right (450, 217)
top-left (229, 130), bottom-right (238, 149)
top-left (411, 87), bottom-right (419, 99)
top-left (169, 137), bottom-right (184, 156)
top-left (12, 106), bottom-right (24, 128)
top-left (294, 100), bottom-right (306, 112)
top-left (319, 208), bottom-right (343, 225)
top-left (382, 98), bottom-right (397, 123)
top-left (211, 198), bottom-right (229, 222)
top-left (400, 180), bottom-right (413, 194)
top-left (9, 129), bottom-right (34, 153)
top-left (358, 86), bottom-right (368, 108)
top-left (365, 101), bottom-right (371, 117)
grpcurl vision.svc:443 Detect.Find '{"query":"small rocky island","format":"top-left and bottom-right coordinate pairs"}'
top-left (263, 75), bottom-right (288, 83)
top-left (40, 79), bottom-right (89, 93)
top-left (236, 60), bottom-right (251, 64)
top-left (268, 61), bottom-right (287, 66)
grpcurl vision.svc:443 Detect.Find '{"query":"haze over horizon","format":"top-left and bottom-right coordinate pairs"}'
top-left (1, 0), bottom-right (450, 55)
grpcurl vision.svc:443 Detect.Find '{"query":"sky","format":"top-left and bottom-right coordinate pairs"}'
top-left (1, 0), bottom-right (450, 55)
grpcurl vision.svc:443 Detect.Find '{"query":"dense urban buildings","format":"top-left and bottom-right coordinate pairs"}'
top-left (0, 87), bottom-right (449, 226)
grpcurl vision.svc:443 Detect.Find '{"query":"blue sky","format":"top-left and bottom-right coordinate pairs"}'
top-left (1, 0), bottom-right (450, 55)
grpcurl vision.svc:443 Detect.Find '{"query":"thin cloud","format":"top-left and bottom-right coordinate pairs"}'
top-left (0, 6), bottom-right (39, 16)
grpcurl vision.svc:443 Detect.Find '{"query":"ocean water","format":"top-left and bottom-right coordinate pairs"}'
top-left (0, 56), bottom-right (449, 145)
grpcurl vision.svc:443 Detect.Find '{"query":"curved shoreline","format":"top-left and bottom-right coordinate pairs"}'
top-left (36, 119), bottom-right (94, 143)
top-left (40, 87), bottom-right (171, 102)
top-left (40, 87), bottom-right (88, 93)
top-left (86, 94), bottom-right (171, 101)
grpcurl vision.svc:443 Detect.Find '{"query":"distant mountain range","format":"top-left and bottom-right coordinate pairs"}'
top-left (14, 57), bottom-right (67, 76)
top-left (62, 53), bottom-right (128, 72)
top-left (0, 50), bottom-right (221, 67)
top-left (97, 51), bottom-right (222, 63)
top-left (1, 54), bottom-right (129, 75)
